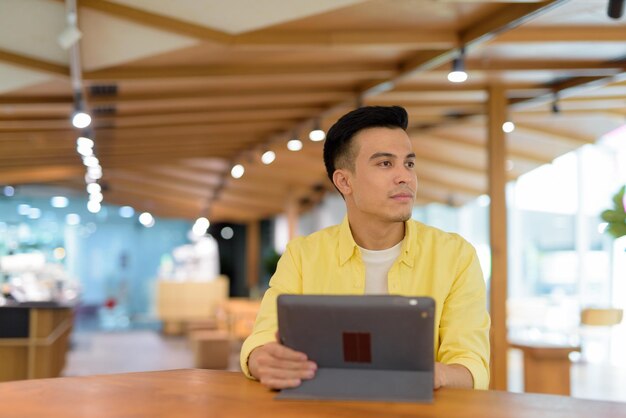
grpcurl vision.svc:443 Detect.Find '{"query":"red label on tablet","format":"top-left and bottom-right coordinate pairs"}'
top-left (343, 332), bottom-right (372, 363)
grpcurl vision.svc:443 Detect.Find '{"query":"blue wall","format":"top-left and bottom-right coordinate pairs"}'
top-left (0, 190), bottom-right (192, 317)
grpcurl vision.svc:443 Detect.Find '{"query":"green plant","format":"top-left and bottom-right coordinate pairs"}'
top-left (601, 185), bottom-right (626, 238)
top-left (262, 249), bottom-right (282, 276)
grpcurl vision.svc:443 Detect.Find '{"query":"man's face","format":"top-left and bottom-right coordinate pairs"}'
top-left (340, 127), bottom-right (417, 223)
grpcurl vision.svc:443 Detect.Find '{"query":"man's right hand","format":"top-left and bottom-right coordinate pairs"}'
top-left (248, 342), bottom-right (317, 389)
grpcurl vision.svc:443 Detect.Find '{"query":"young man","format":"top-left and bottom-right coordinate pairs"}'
top-left (240, 106), bottom-right (490, 390)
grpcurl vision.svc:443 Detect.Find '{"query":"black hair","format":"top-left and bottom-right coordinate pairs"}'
top-left (323, 105), bottom-right (408, 185)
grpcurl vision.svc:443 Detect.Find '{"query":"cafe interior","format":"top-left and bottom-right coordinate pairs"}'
top-left (0, 0), bottom-right (625, 412)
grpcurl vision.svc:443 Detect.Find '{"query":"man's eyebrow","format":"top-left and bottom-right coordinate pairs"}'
top-left (369, 152), bottom-right (396, 161)
top-left (406, 152), bottom-right (416, 159)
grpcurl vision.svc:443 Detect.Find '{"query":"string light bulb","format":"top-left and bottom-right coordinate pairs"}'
top-left (261, 150), bottom-right (276, 165)
top-left (231, 164), bottom-right (245, 179)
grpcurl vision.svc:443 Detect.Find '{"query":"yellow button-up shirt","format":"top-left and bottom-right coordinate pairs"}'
top-left (240, 216), bottom-right (491, 389)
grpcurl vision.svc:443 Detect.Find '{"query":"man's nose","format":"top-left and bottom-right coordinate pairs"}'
top-left (395, 167), bottom-right (414, 185)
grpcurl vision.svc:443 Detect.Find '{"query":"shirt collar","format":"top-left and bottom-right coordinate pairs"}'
top-left (338, 216), bottom-right (416, 267)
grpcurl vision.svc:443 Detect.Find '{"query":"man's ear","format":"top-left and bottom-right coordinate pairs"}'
top-left (332, 169), bottom-right (352, 196)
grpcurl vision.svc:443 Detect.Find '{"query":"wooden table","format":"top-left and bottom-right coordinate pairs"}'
top-left (0, 369), bottom-right (624, 418)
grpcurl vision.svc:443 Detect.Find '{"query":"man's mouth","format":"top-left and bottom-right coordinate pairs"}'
top-left (390, 192), bottom-right (414, 201)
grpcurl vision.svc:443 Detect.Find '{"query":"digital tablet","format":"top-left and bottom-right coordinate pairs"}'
top-left (276, 294), bottom-right (435, 403)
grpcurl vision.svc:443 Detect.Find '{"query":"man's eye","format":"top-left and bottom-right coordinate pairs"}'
top-left (406, 161), bottom-right (415, 168)
top-left (379, 161), bottom-right (392, 167)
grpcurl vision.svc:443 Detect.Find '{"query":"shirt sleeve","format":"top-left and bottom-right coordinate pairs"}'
top-left (239, 240), bottom-right (303, 379)
top-left (437, 239), bottom-right (491, 389)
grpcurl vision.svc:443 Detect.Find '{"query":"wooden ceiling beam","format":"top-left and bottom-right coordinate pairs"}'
top-left (96, 120), bottom-right (291, 139)
top-left (73, 1), bottom-right (457, 50)
top-left (495, 26), bottom-right (626, 43)
top-left (458, 1), bottom-right (567, 46)
top-left (83, 63), bottom-right (395, 81)
top-left (233, 30), bottom-right (457, 49)
top-left (513, 122), bottom-right (597, 146)
top-left (463, 59), bottom-right (626, 74)
top-left (0, 48), bottom-right (69, 77)
top-left (0, 95), bottom-right (72, 105)
top-left (207, 202), bottom-right (267, 223)
top-left (106, 181), bottom-right (206, 208)
top-left (76, 0), bottom-right (231, 43)
top-left (417, 132), bottom-right (555, 166)
top-left (0, 89), bottom-right (353, 108)
top-left (106, 170), bottom-right (214, 200)
top-left (145, 166), bottom-right (223, 187)
top-left (98, 151), bottom-right (237, 170)
top-left (416, 172), bottom-right (485, 197)
top-left (0, 165), bottom-right (83, 185)
top-left (117, 167), bottom-right (222, 191)
top-left (215, 191), bottom-right (286, 214)
top-left (103, 191), bottom-right (200, 220)
top-left (412, 148), bottom-right (484, 175)
top-left (96, 107), bottom-right (325, 129)
top-left (177, 158), bottom-right (230, 174)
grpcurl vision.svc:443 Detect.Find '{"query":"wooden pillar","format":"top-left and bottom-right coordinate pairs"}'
top-left (246, 221), bottom-right (260, 289)
top-left (487, 85), bottom-right (508, 391)
top-left (286, 193), bottom-right (299, 240)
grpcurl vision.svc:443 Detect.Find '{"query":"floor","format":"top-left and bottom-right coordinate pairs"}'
top-left (63, 329), bottom-right (626, 403)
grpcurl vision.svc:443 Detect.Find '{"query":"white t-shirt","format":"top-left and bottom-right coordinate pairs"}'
top-left (358, 241), bottom-right (403, 295)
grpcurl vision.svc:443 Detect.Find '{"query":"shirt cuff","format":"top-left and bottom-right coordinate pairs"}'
top-left (448, 357), bottom-right (490, 390)
top-left (239, 331), bottom-right (277, 379)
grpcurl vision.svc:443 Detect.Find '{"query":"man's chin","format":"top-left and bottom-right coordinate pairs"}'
top-left (390, 211), bottom-right (412, 223)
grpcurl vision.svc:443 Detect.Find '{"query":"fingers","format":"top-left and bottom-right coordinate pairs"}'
top-left (433, 362), bottom-right (445, 390)
top-left (265, 342), bottom-right (308, 362)
top-left (249, 343), bottom-right (317, 390)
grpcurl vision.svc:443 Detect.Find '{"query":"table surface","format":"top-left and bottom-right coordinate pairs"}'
top-left (0, 369), bottom-right (624, 418)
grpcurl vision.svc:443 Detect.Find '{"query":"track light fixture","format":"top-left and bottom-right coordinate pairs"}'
top-left (608, 0), bottom-right (624, 19)
top-left (448, 47), bottom-right (468, 83)
top-left (551, 92), bottom-right (560, 114)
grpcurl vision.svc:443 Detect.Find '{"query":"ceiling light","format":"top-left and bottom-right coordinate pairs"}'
top-left (551, 92), bottom-right (560, 114)
top-left (231, 164), bottom-right (245, 179)
top-left (3, 185), bottom-right (15, 197)
top-left (57, 11), bottom-right (82, 49)
top-left (139, 212), bottom-right (155, 228)
top-left (477, 195), bottom-right (490, 207)
top-left (261, 150), bottom-right (276, 165)
top-left (287, 139), bottom-right (303, 151)
top-left (119, 206), bottom-right (135, 218)
top-left (89, 192), bottom-right (103, 203)
top-left (83, 156), bottom-right (99, 168)
top-left (77, 145), bottom-right (93, 157)
top-left (51, 196), bottom-right (69, 208)
top-left (66, 213), bottom-right (81, 225)
top-left (87, 166), bottom-right (103, 179)
top-left (608, 0), bottom-right (624, 19)
top-left (28, 208), bottom-right (42, 220)
top-left (195, 217), bottom-right (210, 230)
top-left (502, 121), bottom-right (515, 133)
top-left (192, 217), bottom-right (210, 237)
top-left (87, 201), bottom-right (101, 213)
top-left (309, 129), bottom-right (326, 142)
top-left (76, 136), bottom-right (94, 148)
top-left (17, 204), bottom-right (30, 215)
top-left (87, 183), bottom-right (101, 194)
top-left (72, 111), bottom-right (92, 129)
top-left (447, 47), bottom-right (468, 83)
